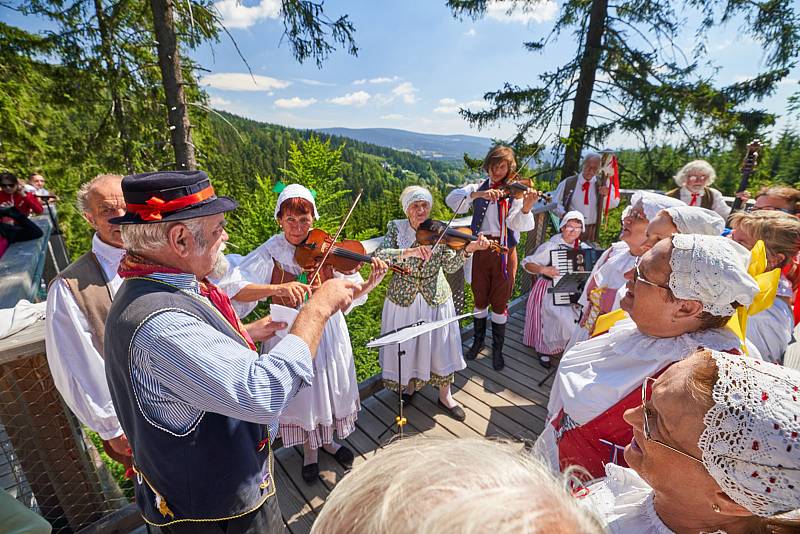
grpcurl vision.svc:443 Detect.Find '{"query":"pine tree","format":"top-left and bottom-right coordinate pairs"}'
top-left (447, 0), bottom-right (800, 177)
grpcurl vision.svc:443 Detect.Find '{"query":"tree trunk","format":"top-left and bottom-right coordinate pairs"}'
top-left (94, 0), bottom-right (135, 174)
top-left (562, 0), bottom-right (608, 178)
top-left (150, 0), bottom-right (196, 170)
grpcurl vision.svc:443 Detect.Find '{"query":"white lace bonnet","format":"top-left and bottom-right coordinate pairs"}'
top-left (698, 351), bottom-right (800, 517)
top-left (631, 191), bottom-right (686, 222)
top-left (664, 206), bottom-right (725, 236)
top-left (274, 183), bottom-right (319, 220)
top-left (400, 186), bottom-right (433, 213)
top-left (559, 210), bottom-right (586, 232)
top-left (669, 234), bottom-right (759, 317)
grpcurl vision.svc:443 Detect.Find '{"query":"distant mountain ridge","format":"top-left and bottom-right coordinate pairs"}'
top-left (317, 127), bottom-right (494, 161)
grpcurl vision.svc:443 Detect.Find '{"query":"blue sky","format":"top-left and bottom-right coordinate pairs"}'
top-left (5, 0), bottom-right (800, 147)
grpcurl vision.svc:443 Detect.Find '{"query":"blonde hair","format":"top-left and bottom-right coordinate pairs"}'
top-left (311, 436), bottom-right (603, 534)
top-left (674, 160), bottom-right (717, 188)
top-left (728, 210), bottom-right (800, 268)
top-left (482, 145), bottom-right (516, 179)
top-left (76, 174), bottom-right (123, 214)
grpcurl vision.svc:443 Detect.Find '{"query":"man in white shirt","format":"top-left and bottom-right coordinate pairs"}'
top-left (552, 152), bottom-right (620, 242)
top-left (24, 173), bottom-right (55, 204)
top-left (45, 174), bottom-right (131, 466)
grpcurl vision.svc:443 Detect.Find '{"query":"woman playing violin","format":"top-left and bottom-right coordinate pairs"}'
top-left (445, 145), bottom-right (539, 371)
top-left (221, 184), bottom-right (388, 484)
top-left (374, 186), bottom-right (490, 421)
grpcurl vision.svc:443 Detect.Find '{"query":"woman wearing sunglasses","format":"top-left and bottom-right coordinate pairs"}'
top-left (580, 349), bottom-right (800, 533)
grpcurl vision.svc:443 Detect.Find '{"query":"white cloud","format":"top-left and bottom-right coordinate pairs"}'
top-left (275, 97), bottom-right (318, 109)
top-left (353, 76), bottom-right (401, 85)
top-left (214, 0), bottom-right (280, 29)
top-left (380, 114), bottom-right (404, 120)
top-left (329, 91), bottom-right (371, 106)
top-left (200, 72), bottom-right (290, 91)
top-left (296, 78), bottom-right (335, 87)
top-left (392, 82), bottom-right (418, 104)
top-left (486, 0), bottom-right (558, 24)
top-left (209, 96), bottom-right (231, 106)
top-left (464, 28), bottom-right (477, 37)
top-left (434, 97), bottom-right (486, 114)
top-left (779, 78), bottom-right (798, 86)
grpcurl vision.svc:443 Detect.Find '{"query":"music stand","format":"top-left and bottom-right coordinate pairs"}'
top-left (367, 312), bottom-right (474, 441)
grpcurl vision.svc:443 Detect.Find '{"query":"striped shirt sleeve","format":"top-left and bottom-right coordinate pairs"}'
top-left (131, 310), bottom-right (313, 429)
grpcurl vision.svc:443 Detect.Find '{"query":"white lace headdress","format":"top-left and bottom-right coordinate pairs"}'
top-left (669, 234), bottom-right (759, 317)
top-left (698, 351), bottom-right (800, 517)
top-left (400, 186), bottom-right (433, 213)
top-left (631, 191), bottom-right (686, 222)
top-left (274, 183), bottom-right (319, 219)
top-left (559, 210), bottom-right (586, 232)
top-left (664, 206), bottom-right (725, 236)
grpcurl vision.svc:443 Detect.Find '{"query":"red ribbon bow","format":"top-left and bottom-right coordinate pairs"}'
top-left (581, 180), bottom-right (591, 205)
top-left (126, 186), bottom-right (215, 222)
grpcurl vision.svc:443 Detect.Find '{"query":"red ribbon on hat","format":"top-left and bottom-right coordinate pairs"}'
top-left (126, 185), bottom-right (215, 221)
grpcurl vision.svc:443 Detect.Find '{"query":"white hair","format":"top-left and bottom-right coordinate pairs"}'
top-left (120, 217), bottom-right (206, 256)
top-left (311, 436), bottom-right (603, 534)
top-left (76, 174), bottom-right (123, 214)
top-left (582, 152), bottom-right (602, 167)
top-left (674, 160), bottom-right (717, 188)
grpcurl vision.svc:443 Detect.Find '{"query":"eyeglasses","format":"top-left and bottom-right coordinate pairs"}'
top-left (641, 377), bottom-right (703, 463)
top-left (749, 206), bottom-right (796, 215)
top-left (0, 183), bottom-right (15, 189)
top-left (633, 257), bottom-right (671, 290)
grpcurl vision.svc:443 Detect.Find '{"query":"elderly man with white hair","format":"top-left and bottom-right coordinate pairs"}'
top-left (104, 171), bottom-right (360, 533)
top-left (535, 234), bottom-right (763, 480)
top-left (552, 152), bottom-right (621, 242)
top-left (666, 160), bottom-right (731, 218)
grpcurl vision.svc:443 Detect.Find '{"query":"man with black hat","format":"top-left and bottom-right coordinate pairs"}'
top-left (104, 170), bottom-right (359, 533)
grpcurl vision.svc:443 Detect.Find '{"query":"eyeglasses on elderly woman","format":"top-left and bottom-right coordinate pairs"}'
top-left (632, 257), bottom-right (670, 290)
top-left (640, 377), bottom-right (703, 463)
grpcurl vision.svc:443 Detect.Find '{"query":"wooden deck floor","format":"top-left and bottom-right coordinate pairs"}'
top-left (274, 300), bottom-right (553, 533)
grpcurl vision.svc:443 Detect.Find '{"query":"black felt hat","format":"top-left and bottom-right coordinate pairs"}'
top-left (110, 170), bottom-right (237, 225)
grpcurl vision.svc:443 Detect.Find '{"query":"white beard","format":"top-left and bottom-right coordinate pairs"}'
top-left (208, 244), bottom-right (229, 280)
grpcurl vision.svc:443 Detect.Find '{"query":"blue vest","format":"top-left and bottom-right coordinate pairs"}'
top-left (469, 178), bottom-right (519, 249)
top-left (104, 277), bottom-right (275, 526)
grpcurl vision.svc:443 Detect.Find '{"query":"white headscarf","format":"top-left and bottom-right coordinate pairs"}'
top-left (631, 191), bottom-right (686, 222)
top-left (664, 206), bottom-right (725, 236)
top-left (668, 234), bottom-right (759, 317)
top-left (274, 183), bottom-right (319, 220)
top-left (559, 210), bottom-right (586, 232)
top-left (400, 186), bottom-right (433, 213)
top-left (699, 351), bottom-right (800, 517)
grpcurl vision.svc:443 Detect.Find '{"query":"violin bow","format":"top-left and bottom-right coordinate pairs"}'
top-left (425, 195), bottom-right (468, 262)
top-left (308, 189), bottom-right (364, 284)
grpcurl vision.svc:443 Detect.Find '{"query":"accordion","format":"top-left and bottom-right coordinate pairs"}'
top-left (546, 247), bottom-right (604, 305)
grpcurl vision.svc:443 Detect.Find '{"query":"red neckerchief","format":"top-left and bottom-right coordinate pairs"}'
top-left (690, 192), bottom-right (699, 206)
top-left (119, 254), bottom-right (257, 350)
top-left (490, 178), bottom-right (511, 278)
top-left (581, 179), bottom-right (591, 205)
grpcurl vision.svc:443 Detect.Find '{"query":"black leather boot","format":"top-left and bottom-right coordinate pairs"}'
top-left (465, 317), bottom-right (486, 360)
top-left (491, 321), bottom-right (506, 371)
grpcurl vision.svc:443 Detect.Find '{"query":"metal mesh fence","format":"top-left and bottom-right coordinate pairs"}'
top-left (0, 348), bottom-right (130, 533)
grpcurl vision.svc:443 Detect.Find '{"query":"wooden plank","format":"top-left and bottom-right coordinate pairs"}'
top-left (276, 446), bottom-right (330, 511)
top-left (0, 322), bottom-right (46, 365)
top-left (273, 451), bottom-right (317, 534)
top-left (413, 381), bottom-right (531, 440)
top-left (452, 373), bottom-right (545, 433)
top-left (395, 386), bottom-right (486, 439)
top-left (463, 360), bottom-right (551, 413)
top-left (372, 389), bottom-right (457, 439)
top-left (457, 367), bottom-right (549, 423)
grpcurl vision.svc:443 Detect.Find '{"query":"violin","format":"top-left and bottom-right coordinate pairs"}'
top-left (415, 219), bottom-right (508, 254)
top-left (295, 228), bottom-right (410, 278)
top-left (497, 175), bottom-right (551, 202)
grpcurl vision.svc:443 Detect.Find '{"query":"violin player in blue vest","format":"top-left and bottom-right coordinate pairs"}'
top-left (446, 146), bottom-right (539, 371)
top-left (103, 170), bottom-right (360, 533)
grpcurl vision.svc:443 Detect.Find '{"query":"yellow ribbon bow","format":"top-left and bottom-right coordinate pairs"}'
top-left (726, 240), bottom-right (781, 353)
